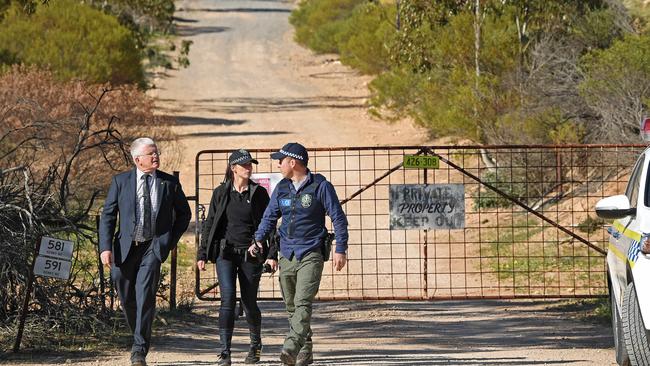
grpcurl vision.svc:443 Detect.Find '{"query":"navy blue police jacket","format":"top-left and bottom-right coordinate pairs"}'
top-left (255, 171), bottom-right (348, 260)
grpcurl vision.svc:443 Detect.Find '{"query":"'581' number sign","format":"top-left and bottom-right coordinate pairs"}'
top-left (38, 237), bottom-right (74, 260)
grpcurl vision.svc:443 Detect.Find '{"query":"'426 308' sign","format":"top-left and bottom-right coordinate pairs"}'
top-left (403, 155), bottom-right (439, 169)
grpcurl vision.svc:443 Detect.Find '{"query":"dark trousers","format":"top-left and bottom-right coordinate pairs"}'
top-left (216, 251), bottom-right (263, 353)
top-left (112, 241), bottom-right (161, 356)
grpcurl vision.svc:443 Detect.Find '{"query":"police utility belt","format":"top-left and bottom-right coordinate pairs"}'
top-left (220, 239), bottom-right (263, 263)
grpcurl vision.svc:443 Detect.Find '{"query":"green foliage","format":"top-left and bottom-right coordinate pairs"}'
top-left (368, 67), bottom-right (420, 120)
top-left (577, 215), bottom-right (606, 235)
top-left (86, 0), bottom-right (179, 71)
top-left (473, 170), bottom-right (526, 209)
top-left (0, 0), bottom-right (144, 85)
top-left (0, 0), bottom-right (9, 17)
top-left (291, 0), bottom-right (631, 144)
top-left (290, 0), bottom-right (365, 53)
top-left (372, 10), bottom-right (519, 140)
top-left (572, 8), bottom-right (623, 50)
top-left (492, 108), bottom-right (586, 145)
top-left (579, 34), bottom-right (650, 142)
top-left (176, 39), bottom-right (193, 68)
top-left (337, 3), bottom-right (396, 74)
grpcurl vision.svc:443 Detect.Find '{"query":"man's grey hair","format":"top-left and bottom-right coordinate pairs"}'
top-left (130, 137), bottom-right (156, 158)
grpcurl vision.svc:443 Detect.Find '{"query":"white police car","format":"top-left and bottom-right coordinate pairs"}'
top-left (596, 141), bottom-right (650, 366)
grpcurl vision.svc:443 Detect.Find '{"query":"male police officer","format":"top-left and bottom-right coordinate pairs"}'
top-left (251, 142), bottom-right (348, 366)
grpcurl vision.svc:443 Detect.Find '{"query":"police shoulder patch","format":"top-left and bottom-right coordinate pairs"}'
top-left (301, 194), bottom-right (312, 208)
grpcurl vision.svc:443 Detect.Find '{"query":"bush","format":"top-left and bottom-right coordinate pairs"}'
top-left (338, 3), bottom-right (396, 74)
top-left (368, 67), bottom-right (421, 120)
top-left (580, 34), bottom-right (650, 143)
top-left (473, 170), bottom-right (526, 209)
top-left (0, 0), bottom-right (144, 85)
top-left (290, 0), bottom-right (365, 53)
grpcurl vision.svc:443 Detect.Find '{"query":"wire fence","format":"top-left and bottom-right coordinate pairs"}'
top-left (194, 144), bottom-right (645, 301)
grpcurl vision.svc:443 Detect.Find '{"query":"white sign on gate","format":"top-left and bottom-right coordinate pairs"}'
top-left (251, 173), bottom-right (283, 196)
top-left (33, 256), bottom-right (72, 280)
top-left (38, 236), bottom-right (74, 260)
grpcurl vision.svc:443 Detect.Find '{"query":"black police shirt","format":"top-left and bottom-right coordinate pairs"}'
top-left (225, 188), bottom-right (254, 249)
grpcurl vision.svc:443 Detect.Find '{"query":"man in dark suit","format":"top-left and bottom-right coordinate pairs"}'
top-left (99, 137), bottom-right (191, 366)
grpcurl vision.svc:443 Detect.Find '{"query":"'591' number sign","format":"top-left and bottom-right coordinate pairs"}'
top-left (34, 256), bottom-right (72, 280)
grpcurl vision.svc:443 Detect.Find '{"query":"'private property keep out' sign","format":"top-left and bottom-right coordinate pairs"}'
top-left (389, 184), bottom-right (465, 230)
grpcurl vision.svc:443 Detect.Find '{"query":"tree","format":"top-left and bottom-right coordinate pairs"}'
top-left (580, 34), bottom-right (650, 142)
top-left (0, 0), bottom-right (144, 85)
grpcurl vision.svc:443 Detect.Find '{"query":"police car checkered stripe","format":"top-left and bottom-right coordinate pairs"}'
top-left (231, 155), bottom-right (251, 164)
top-left (628, 239), bottom-right (641, 263)
top-left (280, 149), bottom-right (304, 160)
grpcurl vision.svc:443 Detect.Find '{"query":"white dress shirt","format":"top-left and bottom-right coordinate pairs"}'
top-left (133, 169), bottom-right (159, 241)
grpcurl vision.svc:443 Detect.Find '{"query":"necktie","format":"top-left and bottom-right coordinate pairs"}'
top-left (143, 174), bottom-right (152, 239)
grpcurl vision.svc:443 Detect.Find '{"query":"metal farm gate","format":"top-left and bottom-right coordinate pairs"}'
top-left (193, 144), bottom-right (645, 301)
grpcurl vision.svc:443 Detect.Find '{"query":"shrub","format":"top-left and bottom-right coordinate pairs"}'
top-left (580, 34), bottom-right (650, 143)
top-left (473, 170), bottom-right (526, 209)
top-left (290, 0), bottom-right (365, 53)
top-left (0, 0), bottom-right (144, 85)
top-left (577, 215), bottom-right (606, 235)
top-left (338, 3), bottom-right (396, 74)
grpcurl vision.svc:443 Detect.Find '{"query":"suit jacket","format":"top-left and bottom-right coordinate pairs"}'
top-left (99, 168), bottom-right (191, 265)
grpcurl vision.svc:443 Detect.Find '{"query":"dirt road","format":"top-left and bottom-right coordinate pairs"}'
top-left (5, 300), bottom-right (615, 365)
top-left (2, 1), bottom-right (618, 365)
top-left (146, 1), bottom-right (616, 364)
top-left (150, 0), bottom-right (430, 196)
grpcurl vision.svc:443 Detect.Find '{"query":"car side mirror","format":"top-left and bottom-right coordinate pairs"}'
top-left (595, 195), bottom-right (636, 219)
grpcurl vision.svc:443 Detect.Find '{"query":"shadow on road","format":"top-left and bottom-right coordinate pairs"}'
top-left (171, 115), bottom-right (247, 126)
top-left (156, 96), bottom-right (368, 115)
top-left (178, 7), bottom-right (291, 13)
top-left (182, 131), bottom-right (289, 138)
top-left (176, 25), bottom-right (231, 37)
top-left (2, 293), bottom-right (613, 365)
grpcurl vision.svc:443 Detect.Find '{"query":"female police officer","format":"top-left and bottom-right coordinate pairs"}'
top-left (197, 149), bottom-right (276, 365)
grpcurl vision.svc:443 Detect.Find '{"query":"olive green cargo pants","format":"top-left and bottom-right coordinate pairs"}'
top-left (278, 251), bottom-right (324, 355)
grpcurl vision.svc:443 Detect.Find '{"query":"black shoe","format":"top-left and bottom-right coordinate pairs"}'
top-left (217, 352), bottom-right (231, 366)
top-left (296, 350), bottom-right (313, 366)
top-left (280, 349), bottom-right (296, 366)
top-left (244, 344), bottom-right (262, 364)
top-left (130, 351), bottom-right (147, 366)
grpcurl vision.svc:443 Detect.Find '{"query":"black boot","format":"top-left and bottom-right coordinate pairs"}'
top-left (245, 325), bottom-right (262, 364)
top-left (218, 328), bottom-right (233, 366)
top-left (244, 344), bottom-right (262, 364)
top-left (217, 352), bottom-right (231, 366)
